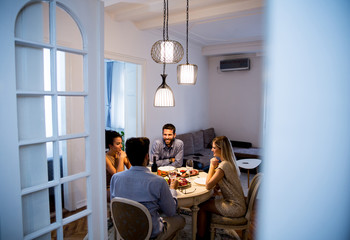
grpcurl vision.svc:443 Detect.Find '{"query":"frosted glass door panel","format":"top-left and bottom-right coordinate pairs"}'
top-left (19, 143), bottom-right (49, 189)
top-left (59, 138), bottom-right (86, 176)
top-left (58, 96), bottom-right (85, 136)
top-left (56, 5), bottom-right (83, 50)
top-left (22, 189), bottom-right (50, 235)
top-left (17, 96), bottom-right (52, 140)
top-left (15, 46), bottom-right (49, 91)
top-left (15, 2), bottom-right (49, 44)
top-left (57, 51), bottom-right (84, 92)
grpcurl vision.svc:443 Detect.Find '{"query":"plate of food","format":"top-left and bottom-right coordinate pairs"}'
top-left (177, 177), bottom-right (191, 188)
top-left (194, 177), bottom-right (206, 186)
top-left (177, 169), bottom-right (199, 178)
top-left (157, 166), bottom-right (176, 177)
top-left (163, 176), bottom-right (170, 185)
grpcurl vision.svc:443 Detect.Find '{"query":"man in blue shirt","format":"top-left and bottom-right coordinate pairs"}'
top-left (110, 137), bottom-right (185, 239)
top-left (151, 123), bottom-right (184, 168)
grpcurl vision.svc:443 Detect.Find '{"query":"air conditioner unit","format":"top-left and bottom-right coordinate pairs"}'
top-left (220, 58), bottom-right (250, 72)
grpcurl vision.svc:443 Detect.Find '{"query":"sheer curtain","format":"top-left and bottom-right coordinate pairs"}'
top-left (105, 60), bottom-right (125, 132)
top-left (105, 61), bottom-right (113, 128)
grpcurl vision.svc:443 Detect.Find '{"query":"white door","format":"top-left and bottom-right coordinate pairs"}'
top-left (0, 0), bottom-right (106, 239)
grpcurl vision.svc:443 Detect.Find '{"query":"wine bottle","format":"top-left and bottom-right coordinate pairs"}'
top-left (151, 156), bottom-right (158, 172)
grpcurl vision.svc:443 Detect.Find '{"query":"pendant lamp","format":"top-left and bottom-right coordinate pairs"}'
top-left (151, 0), bottom-right (184, 64)
top-left (154, 64), bottom-right (175, 107)
top-left (177, 0), bottom-right (198, 85)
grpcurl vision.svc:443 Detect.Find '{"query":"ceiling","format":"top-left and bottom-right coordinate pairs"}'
top-left (103, 0), bottom-right (265, 55)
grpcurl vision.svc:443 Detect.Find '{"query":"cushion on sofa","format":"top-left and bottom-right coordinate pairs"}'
top-left (203, 128), bottom-right (215, 148)
top-left (176, 133), bottom-right (194, 156)
top-left (233, 147), bottom-right (260, 159)
top-left (192, 130), bottom-right (204, 153)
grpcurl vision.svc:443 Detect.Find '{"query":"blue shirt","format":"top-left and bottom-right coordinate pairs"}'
top-left (151, 138), bottom-right (184, 168)
top-left (110, 166), bottom-right (178, 238)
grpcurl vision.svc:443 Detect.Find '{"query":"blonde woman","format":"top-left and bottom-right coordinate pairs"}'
top-left (105, 130), bottom-right (131, 201)
top-left (197, 136), bottom-right (246, 240)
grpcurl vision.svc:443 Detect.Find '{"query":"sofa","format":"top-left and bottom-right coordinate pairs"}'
top-left (176, 128), bottom-right (261, 170)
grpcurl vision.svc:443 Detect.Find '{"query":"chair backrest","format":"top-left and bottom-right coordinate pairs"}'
top-left (110, 197), bottom-right (152, 240)
top-left (245, 173), bottom-right (262, 221)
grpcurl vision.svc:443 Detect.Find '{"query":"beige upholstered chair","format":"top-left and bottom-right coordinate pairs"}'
top-left (111, 197), bottom-right (152, 240)
top-left (210, 173), bottom-right (262, 240)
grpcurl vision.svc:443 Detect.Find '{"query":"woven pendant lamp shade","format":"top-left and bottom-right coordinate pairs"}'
top-left (151, 40), bottom-right (184, 64)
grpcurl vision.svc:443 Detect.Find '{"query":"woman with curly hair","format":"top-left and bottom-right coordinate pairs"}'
top-left (105, 130), bottom-right (131, 201)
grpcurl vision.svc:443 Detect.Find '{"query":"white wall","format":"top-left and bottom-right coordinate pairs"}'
top-left (104, 14), bottom-right (210, 143)
top-left (208, 54), bottom-right (263, 147)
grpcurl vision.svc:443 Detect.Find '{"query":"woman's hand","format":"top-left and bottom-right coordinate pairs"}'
top-left (210, 157), bottom-right (219, 169)
top-left (206, 158), bottom-right (224, 190)
top-left (169, 179), bottom-right (179, 190)
top-left (213, 185), bottom-right (222, 196)
top-left (118, 150), bottom-right (131, 169)
top-left (117, 150), bottom-right (126, 159)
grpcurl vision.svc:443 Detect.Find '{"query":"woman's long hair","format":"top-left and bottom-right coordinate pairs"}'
top-left (212, 136), bottom-right (240, 176)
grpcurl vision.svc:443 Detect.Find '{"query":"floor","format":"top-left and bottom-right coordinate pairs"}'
top-left (50, 210), bottom-right (88, 240)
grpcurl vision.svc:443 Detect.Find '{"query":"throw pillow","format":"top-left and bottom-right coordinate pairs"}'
top-left (192, 130), bottom-right (204, 152)
top-left (203, 128), bottom-right (215, 148)
top-left (176, 133), bottom-right (194, 156)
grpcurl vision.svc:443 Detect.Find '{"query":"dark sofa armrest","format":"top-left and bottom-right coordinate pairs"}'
top-left (230, 140), bottom-right (252, 148)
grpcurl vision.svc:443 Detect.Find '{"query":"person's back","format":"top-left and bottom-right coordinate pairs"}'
top-left (111, 166), bottom-right (177, 237)
top-left (110, 137), bottom-right (185, 239)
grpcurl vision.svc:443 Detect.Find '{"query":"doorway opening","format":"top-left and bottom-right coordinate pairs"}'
top-left (104, 58), bottom-right (143, 141)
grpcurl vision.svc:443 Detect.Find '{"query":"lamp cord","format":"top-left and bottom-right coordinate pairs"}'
top-left (163, 0), bottom-right (166, 41)
top-left (162, 0), bottom-right (169, 41)
top-left (166, 0), bottom-right (169, 40)
top-left (186, 0), bottom-right (189, 64)
top-left (162, 0), bottom-right (168, 74)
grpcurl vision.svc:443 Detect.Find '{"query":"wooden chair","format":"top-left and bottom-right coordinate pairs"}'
top-left (210, 173), bottom-right (262, 240)
top-left (110, 197), bottom-right (152, 240)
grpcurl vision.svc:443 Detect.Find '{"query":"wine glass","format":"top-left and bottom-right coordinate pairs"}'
top-left (169, 170), bottom-right (177, 184)
top-left (186, 159), bottom-right (194, 178)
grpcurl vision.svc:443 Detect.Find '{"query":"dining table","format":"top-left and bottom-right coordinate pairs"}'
top-left (149, 166), bottom-right (213, 239)
top-left (175, 167), bottom-right (213, 240)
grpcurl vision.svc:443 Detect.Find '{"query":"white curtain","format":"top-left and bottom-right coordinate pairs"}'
top-left (105, 60), bottom-right (140, 138)
top-left (110, 61), bottom-right (125, 131)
